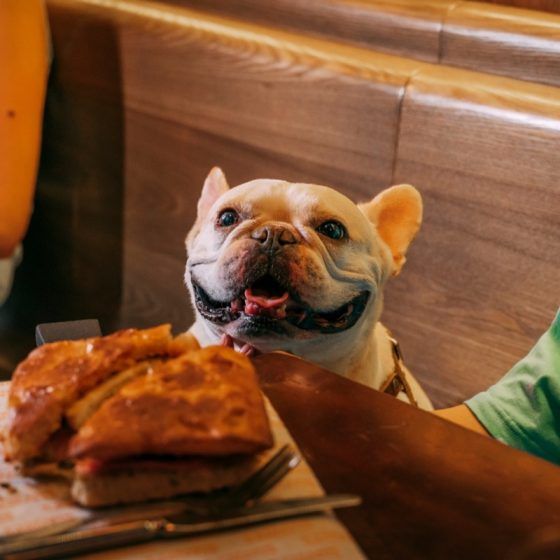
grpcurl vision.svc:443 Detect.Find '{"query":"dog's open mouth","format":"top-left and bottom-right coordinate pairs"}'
top-left (192, 275), bottom-right (370, 334)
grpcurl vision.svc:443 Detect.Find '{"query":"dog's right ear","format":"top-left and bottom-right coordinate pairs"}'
top-left (197, 167), bottom-right (230, 219)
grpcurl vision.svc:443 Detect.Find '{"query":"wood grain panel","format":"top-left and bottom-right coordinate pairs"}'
top-left (49, 0), bottom-right (422, 193)
top-left (483, 0), bottom-right (560, 13)
top-left (45, 0), bottom-right (419, 334)
top-left (166, 0), bottom-right (452, 62)
top-left (443, 2), bottom-right (560, 87)
top-left (171, 0), bottom-right (560, 87)
top-left (391, 66), bottom-right (560, 407)
top-left (106, 0), bottom-right (417, 194)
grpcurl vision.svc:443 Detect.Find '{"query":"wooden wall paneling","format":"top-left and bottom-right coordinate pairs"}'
top-left (166, 0), bottom-right (452, 62)
top-left (389, 66), bottom-right (560, 407)
top-left (38, 8), bottom-right (125, 328)
top-left (170, 0), bottom-right (560, 88)
top-left (442, 2), bottom-right (560, 88)
top-left (47, 0), bottom-right (421, 333)
top-left (482, 0), bottom-right (560, 13)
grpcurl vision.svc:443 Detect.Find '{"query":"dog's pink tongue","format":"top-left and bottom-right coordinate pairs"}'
top-left (244, 288), bottom-right (289, 318)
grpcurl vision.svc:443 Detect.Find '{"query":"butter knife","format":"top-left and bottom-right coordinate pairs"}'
top-left (0, 494), bottom-right (361, 559)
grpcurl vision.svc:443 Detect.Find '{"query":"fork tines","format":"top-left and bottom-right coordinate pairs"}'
top-left (224, 444), bottom-right (300, 509)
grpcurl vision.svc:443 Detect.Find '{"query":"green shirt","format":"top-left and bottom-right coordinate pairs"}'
top-left (466, 309), bottom-right (560, 464)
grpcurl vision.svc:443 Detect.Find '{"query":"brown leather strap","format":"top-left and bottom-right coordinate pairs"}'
top-left (380, 335), bottom-right (419, 408)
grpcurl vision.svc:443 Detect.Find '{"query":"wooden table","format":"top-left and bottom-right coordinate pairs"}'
top-left (254, 353), bottom-right (560, 559)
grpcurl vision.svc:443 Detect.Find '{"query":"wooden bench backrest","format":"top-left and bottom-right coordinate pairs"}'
top-left (7, 0), bottom-right (558, 407)
top-left (389, 67), bottom-right (560, 405)
top-left (169, 0), bottom-right (560, 88)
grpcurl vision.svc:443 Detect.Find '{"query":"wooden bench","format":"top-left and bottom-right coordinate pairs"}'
top-left (170, 0), bottom-right (560, 87)
top-left (442, 2), bottom-right (560, 88)
top-left (166, 0), bottom-right (447, 62)
top-left (389, 66), bottom-right (560, 405)
top-left (1, 0), bottom-right (559, 411)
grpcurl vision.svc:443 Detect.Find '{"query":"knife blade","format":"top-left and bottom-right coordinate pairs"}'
top-left (0, 494), bottom-right (361, 560)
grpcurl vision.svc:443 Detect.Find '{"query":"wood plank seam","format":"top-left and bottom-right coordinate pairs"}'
top-left (390, 72), bottom-right (416, 185)
top-left (438, 1), bottom-right (463, 62)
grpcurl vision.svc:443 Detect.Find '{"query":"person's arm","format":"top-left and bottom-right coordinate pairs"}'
top-left (434, 405), bottom-right (490, 436)
top-left (435, 309), bottom-right (560, 464)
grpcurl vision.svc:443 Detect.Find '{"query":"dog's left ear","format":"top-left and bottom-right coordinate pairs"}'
top-left (197, 167), bottom-right (230, 219)
top-left (359, 184), bottom-right (422, 276)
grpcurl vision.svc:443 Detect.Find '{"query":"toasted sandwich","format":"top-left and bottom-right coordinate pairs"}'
top-left (4, 326), bottom-right (273, 506)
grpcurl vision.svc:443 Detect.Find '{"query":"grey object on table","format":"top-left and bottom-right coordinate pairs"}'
top-left (35, 319), bottom-right (102, 346)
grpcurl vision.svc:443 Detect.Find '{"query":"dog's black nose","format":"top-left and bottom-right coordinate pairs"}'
top-left (251, 224), bottom-right (298, 250)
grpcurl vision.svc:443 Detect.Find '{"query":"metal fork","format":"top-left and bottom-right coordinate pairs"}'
top-left (1, 445), bottom-right (300, 543)
top-left (205, 444), bottom-right (301, 512)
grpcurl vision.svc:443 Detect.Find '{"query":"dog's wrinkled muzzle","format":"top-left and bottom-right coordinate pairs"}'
top-left (191, 222), bottom-right (371, 335)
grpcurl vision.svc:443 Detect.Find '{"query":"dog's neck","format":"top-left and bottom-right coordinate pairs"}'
top-left (327, 322), bottom-right (394, 388)
top-left (282, 322), bottom-right (394, 388)
top-left (189, 318), bottom-right (393, 390)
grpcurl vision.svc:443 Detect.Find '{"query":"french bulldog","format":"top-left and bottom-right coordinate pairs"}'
top-left (185, 168), bottom-right (432, 410)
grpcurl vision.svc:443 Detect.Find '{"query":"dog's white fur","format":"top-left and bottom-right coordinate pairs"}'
top-left (185, 168), bottom-right (432, 410)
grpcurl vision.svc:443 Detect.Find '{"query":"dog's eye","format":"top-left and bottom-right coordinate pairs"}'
top-left (217, 209), bottom-right (239, 228)
top-left (316, 220), bottom-right (346, 240)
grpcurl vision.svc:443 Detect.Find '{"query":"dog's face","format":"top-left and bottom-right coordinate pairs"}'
top-left (185, 168), bottom-right (421, 353)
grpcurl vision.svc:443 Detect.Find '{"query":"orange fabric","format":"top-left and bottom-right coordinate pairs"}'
top-left (0, 0), bottom-right (49, 258)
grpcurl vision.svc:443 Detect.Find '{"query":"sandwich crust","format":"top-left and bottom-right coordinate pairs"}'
top-left (5, 325), bottom-right (173, 461)
top-left (69, 346), bottom-right (273, 460)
